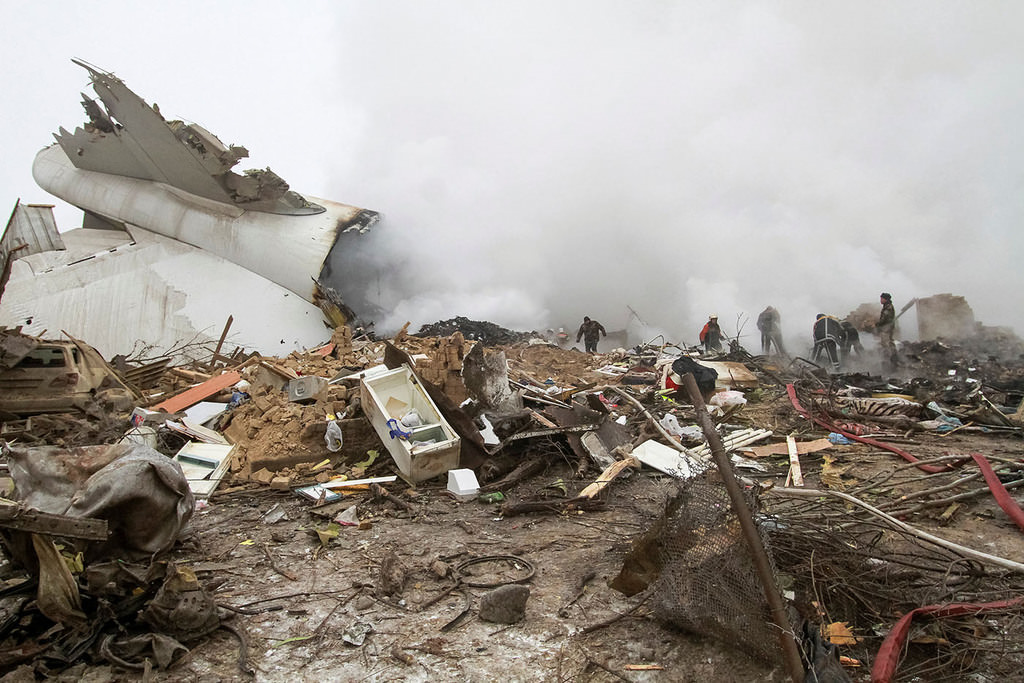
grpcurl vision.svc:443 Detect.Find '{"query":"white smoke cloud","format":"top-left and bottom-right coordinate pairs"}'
top-left (1, 2), bottom-right (1022, 351)
top-left (319, 2), bottom-right (1024, 349)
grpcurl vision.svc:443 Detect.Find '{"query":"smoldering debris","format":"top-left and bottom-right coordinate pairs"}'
top-left (0, 313), bottom-right (1023, 680)
top-left (413, 316), bottom-right (535, 345)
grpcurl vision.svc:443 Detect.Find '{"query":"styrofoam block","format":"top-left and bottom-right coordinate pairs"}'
top-left (447, 468), bottom-right (480, 501)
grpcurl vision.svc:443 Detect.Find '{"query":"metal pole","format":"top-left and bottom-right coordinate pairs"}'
top-left (681, 373), bottom-right (804, 682)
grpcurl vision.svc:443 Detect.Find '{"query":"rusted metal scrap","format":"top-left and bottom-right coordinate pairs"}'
top-left (0, 499), bottom-right (107, 541)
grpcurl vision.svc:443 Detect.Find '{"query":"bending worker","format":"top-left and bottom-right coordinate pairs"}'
top-left (812, 314), bottom-right (843, 372)
top-left (756, 306), bottom-right (786, 355)
top-left (839, 320), bottom-right (864, 365)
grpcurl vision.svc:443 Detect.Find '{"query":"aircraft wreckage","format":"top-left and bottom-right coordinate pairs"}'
top-left (0, 59), bottom-right (378, 360)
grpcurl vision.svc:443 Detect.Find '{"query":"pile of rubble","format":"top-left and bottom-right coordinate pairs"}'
top-left (0, 321), bottom-right (1023, 681)
top-left (413, 316), bottom-right (536, 345)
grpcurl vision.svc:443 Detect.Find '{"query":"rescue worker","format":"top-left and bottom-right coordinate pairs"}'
top-left (575, 316), bottom-right (606, 353)
top-left (555, 327), bottom-right (570, 348)
top-left (699, 315), bottom-right (723, 354)
top-left (877, 292), bottom-right (898, 371)
top-left (811, 314), bottom-right (843, 372)
top-left (839, 320), bottom-right (864, 365)
top-left (756, 306), bottom-right (786, 355)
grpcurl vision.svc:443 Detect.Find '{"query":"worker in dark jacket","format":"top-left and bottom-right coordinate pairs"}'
top-left (839, 320), bottom-right (864, 365)
top-left (811, 314), bottom-right (843, 372)
top-left (575, 316), bottom-right (606, 353)
top-left (699, 315), bottom-right (723, 354)
top-left (877, 292), bottom-right (898, 372)
top-left (756, 306), bottom-right (785, 355)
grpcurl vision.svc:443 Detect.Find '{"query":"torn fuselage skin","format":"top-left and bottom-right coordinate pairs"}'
top-left (34, 59), bottom-right (381, 327)
top-left (56, 59), bottom-right (323, 216)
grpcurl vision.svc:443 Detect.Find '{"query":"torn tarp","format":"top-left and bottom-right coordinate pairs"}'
top-left (4, 442), bottom-right (194, 563)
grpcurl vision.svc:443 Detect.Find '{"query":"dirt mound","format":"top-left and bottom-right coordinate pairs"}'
top-left (503, 343), bottom-right (612, 387)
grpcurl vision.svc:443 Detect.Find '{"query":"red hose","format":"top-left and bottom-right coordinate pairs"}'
top-left (785, 385), bottom-right (1024, 680)
top-left (871, 597), bottom-right (1024, 682)
top-left (786, 384), bottom-right (952, 474)
top-left (971, 453), bottom-right (1024, 531)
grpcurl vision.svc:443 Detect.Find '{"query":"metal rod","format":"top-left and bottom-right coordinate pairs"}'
top-left (681, 373), bottom-right (804, 682)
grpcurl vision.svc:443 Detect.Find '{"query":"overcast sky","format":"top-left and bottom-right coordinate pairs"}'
top-left (2, 2), bottom-right (1022, 351)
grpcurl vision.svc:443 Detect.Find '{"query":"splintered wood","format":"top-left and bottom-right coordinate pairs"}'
top-left (578, 457), bottom-right (640, 499)
top-left (785, 434), bottom-right (804, 487)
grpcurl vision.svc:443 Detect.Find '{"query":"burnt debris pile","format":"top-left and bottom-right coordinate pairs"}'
top-left (0, 316), bottom-right (1023, 680)
top-left (414, 317), bottom-right (534, 345)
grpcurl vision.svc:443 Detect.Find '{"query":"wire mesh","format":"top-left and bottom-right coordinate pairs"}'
top-left (647, 473), bottom-right (789, 664)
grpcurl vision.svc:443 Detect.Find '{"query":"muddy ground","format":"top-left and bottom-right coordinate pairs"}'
top-left (3, 335), bottom-right (1024, 682)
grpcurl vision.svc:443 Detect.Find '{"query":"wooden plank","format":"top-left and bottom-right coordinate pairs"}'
top-left (695, 360), bottom-right (760, 389)
top-left (748, 437), bottom-right (833, 459)
top-left (529, 410), bottom-right (557, 428)
top-left (786, 435), bottom-right (804, 487)
top-left (578, 457), bottom-right (639, 499)
top-left (260, 361), bottom-right (299, 380)
top-left (152, 371), bottom-right (241, 414)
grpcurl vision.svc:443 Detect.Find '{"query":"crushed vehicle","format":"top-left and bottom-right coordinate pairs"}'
top-left (0, 329), bottom-right (135, 415)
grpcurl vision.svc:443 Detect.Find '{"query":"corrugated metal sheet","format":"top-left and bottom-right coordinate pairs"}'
top-left (1, 201), bottom-right (67, 301)
top-left (0, 225), bottom-right (333, 360)
top-left (2, 202), bottom-right (64, 253)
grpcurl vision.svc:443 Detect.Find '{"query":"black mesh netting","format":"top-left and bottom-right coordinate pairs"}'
top-left (645, 473), bottom-right (792, 664)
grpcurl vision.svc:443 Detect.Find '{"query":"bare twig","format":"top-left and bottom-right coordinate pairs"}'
top-left (559, 570), bottom-right (597, 617)
top-left (887, 478), bottom-right (1024, 517)
top-left (607, 385), bottom-right (702, 457)
top-left (261, 542), bottom-right (297, 581)
top-left (579, 593), bottom-right (650, 634)
top-left (578, 646), bottom-right (631, 682)
top-left (769, 487), bottom-right (1024, 573)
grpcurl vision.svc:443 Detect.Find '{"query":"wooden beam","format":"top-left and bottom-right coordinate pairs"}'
top-left (212, 315), bottom-right (234, 365)
top-left (785, 435), bottom-right (804, 487)
top-left (0, 501), bottom-right (108, 540)
top-left (152, 371), bottom-right (241, 414)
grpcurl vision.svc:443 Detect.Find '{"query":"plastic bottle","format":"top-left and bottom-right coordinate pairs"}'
top-left (478, 492), bottom-right (504, 504)
top-left (325, 420), bottom-right (344, 452)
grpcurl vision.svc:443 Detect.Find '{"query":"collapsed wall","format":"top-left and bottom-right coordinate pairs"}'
top-left (915, 293), bottom-right (976, 341)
